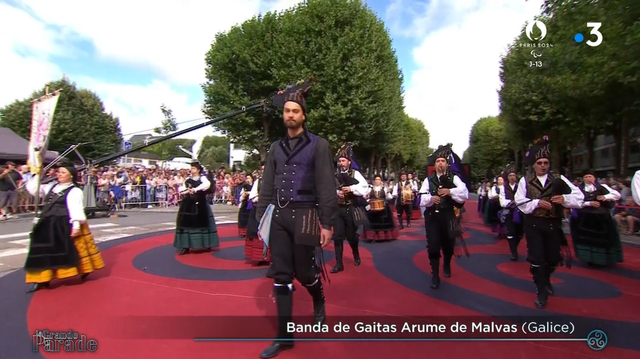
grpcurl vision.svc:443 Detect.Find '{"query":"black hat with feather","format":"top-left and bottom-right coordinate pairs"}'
top-left (428, 143), bottom-right (468, 184)
top-left (525, 135), bottom-right (550, 166)
top-left (334, 143), bottom-right (359, 170)
top-left (501, 162), bottom-right (517, 181)
top-left (273, 78), bottom-right (313, 114)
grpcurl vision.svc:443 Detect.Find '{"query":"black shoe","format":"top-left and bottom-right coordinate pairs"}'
top-left (430, 275), bottom-right (440, 289)
top-left (546, 283), bottom-right (554, 295)
top-left (80, 273), bottom-right (89, 280)
top-left (398, 217), bottom-right (404, 229)
top-left (407, 222), bottom-right (411, 228)
top-left (354, 258), bottom-right (361, 266)
top-left (510, 253), bottom-right (518, 261)
top-left (535, 291), bottom-right (548, 309)
top-left (259, 342), bottom-right (294, 358)
top-left (178, 248), bottom-right (189, 255)
top-left (443, 260), bottom-right (451, 278)
top-left (305, 281), bottom-right (326, 324)
top-left (330, 265), bottom-right (343, 273)
top-left (26, 282), bottom-right (49, 293)
top-left (430, 259), bottom-right (440, 288)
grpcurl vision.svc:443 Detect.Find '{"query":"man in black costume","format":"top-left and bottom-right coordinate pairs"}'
top-left (255, 79), bottom-right (337, 358)
top-left (330, 143), bottom-right (369, 273)
top-left (418, 144), bottom-right (469, 289)
top-left (392, 171), bottom-right (416, 228)
top-left (498, 163), bottom-right (524, 261)
top-left (514, 136), bottom-right (583, 309)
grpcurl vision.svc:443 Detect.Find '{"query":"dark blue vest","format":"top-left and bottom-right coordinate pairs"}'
top-left (271, 131), bottom-right (319, 203)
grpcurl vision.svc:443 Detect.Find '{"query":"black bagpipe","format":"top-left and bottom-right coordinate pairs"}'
top-left (510, 174), bottom-right (573, 266)
top-left (417, 175), bottom-right (469, 257)
top-left (510, 174), bottom-right (572, 215)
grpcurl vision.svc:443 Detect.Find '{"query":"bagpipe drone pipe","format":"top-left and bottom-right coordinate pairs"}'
top-left (36, 78), bottom-right (314, 212)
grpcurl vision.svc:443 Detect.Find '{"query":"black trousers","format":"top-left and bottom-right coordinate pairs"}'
top-left (506, 211), bottom-right (524, 253)
top-left (332, 205), bottom-right (359, 264)
top-left (269, 207), bottom-right (318, 286)
top-left (424, 209), bottom-right (455, 260)
top-left (524, 216), bottom-right (562, 290)
top-left (397, 204), bottom-right (412, 223)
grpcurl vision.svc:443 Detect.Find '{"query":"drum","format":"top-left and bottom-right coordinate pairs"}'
top-left (370, 199), bottom-right (385, 212)
top-left (402, 188), bottom-right (413, 205)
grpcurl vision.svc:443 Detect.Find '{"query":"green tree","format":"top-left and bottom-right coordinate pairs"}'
top-left (465, 116), bottom-right (512, 180)
top-left (141, 104), bottom-right (195, 159)
top-left (0, 76), bottom-right (123, 161)
top-left (197, 135), bottom-right (230, 169)
top-left (154, 104), bottom-right (178, 134)
top-left (202, 0), bottom-right (405, 165)
top-left (499, 1), bottom-right (640, 174)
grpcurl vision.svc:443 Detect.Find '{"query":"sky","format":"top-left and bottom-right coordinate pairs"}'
top-left (0, 0), bottom-right (545, 154)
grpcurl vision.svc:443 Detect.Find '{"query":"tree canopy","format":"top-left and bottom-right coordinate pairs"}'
top-left (497, 0), bottom-right (639, 175)
top-left (197, 135), bottom-right (230, 169)
top-left (202, 0), bottom-right (428, 175)
top-left (0, 76), bottom-right (123, 162)
top-left (464, 116), bottom-right (512, 180)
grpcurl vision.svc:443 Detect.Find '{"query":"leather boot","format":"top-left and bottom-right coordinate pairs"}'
top-left (443, 255), bottom-right (452, 278)
top-left (26, 282), bottom-right (49, 293)
top-left (507, 237), bottom-right (518, 261)
top-left (430, 258), bottom-right (440, 289)
top-left (545, 265), bottom-right (556, 295)
top-left (349, 241), bottom-right (361, 266)
top-left (530, 265), bottom-right (548, 309)
top-left (259, 285), bottom-right (294, 358)
top-left (330, 242), bottom-right (344, 273)
top-left (397, 216), bottom-right (404, 229)
top-left (305, 280), bottom-right (326, 324)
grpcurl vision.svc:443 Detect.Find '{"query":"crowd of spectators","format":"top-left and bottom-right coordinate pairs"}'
top-left (0, 162), bottom-right (263, 220)
top-left (2, 160), bottom-right (640, 237)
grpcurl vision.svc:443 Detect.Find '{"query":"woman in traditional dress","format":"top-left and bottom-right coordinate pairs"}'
top-left (244, 163), bottom-right (270, 265)
top-left (489, 177), bottom-right (507, 238)
top-left (483, 179), bottom-right (503, 237)
top-left (237, 175), bottom-right (254, 237)
top-left (363, 174), bottom-right (399, 242)
top-left (570, 170), bottom-right (622, 266)
top-left (23, 161), bottom-right (104, 293)
top-left (173, 161), bottom-right (220, 255)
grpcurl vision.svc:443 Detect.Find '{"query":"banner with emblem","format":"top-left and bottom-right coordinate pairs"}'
top-left (28, 89), bottom-right (61, 174)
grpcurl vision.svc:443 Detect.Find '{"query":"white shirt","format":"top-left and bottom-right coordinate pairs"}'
top-left (514, 174), bottom-right (584, 214)
top-left (248, 180), bottom-right (260, 203)
top-left (392, 180), bottom-right (419, 197)
top-left (26, 176), bottom-right (86, 230)
top-left (366, 185), bottom-right (394, 201)
top-left (178, 175), bottom-right (211, 193)
top-left (418, 174), bottom-right (469, 208)
top-left (632, 170), bottom-right (640, 206)
top-left (580, 183), bottom-right (620, 208)
top-left (488, 185), bottom-right (502, 199)
top-left (498, 182), bottom-right (518, 208)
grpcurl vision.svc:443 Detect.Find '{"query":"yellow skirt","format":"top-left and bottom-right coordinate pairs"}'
top-left (25, 222), bottom-right (105, 284)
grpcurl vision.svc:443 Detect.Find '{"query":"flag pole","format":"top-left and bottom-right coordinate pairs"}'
top-left (30, 86), bottom-right (62, 222)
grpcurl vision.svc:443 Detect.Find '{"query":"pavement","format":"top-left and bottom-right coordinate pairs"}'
top-left (0, 204), bottom-right (240, 276)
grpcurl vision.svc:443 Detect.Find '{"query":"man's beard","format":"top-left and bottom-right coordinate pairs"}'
top-left (284, 120), bottom-right (302, 129)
